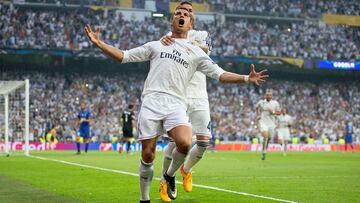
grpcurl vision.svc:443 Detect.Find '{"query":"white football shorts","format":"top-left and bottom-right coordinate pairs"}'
top-left (277, 128), bottom-right (291, 141)
top-left (258, 121), bottom-right (276, 137)
top-left (137, 93), bottom-right (191, 140)
top-left (187, 98), bottom-right (211, 137)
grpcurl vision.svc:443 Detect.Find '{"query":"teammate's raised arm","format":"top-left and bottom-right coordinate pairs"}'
top-left (84, 24), bottom-right (124, 63)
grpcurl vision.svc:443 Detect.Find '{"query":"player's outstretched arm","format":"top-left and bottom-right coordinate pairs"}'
top-left (85, 24), bottom-right (124, 63)
top-left (219, 64), bottom-right (268, 85)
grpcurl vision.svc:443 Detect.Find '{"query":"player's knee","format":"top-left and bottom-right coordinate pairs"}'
top-left (142, 147), bottom-right (155, 163)
top-left (142, 151), bottom-right (155, 163)
top-left (176, 142), bottom-right (191, 154)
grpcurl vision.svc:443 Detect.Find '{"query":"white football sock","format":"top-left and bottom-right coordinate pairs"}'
top-left (162, 141), bottom-right (176, 180)
top-left (139, 160), bottom-right (153, 201)
top-left (166, 148), bottom-right (187, 177)
top-left (183, 140), bottom-right (209, 173)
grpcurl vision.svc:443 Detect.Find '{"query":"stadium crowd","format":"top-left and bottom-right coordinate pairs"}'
top-left (211, 0), bottom-right (360, 18)
top-left (18, 0), bottom-right (360, 17)
top-left (0, 3), bottom-right (359, 60)
top-left (1, 72), bottom-right (359, 144)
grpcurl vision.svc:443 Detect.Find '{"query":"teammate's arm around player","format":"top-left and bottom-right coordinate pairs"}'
top-left (161, 35), bottom-right (209, 54)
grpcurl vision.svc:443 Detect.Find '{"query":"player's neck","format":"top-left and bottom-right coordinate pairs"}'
top-left (172, 31), bottom-right (188, 39)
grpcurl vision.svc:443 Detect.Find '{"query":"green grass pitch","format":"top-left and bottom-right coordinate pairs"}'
top-left (0, 151), bottom-right (359, 203)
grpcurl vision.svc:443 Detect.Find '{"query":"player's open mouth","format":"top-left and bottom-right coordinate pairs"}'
top-left (179, 19), bottom-right (185, 26)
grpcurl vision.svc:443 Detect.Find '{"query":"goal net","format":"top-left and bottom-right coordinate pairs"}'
top-left (0, 80), bottom-right (30, 156)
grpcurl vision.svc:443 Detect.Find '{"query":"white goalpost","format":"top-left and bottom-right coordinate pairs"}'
top-left (0, 79), bottom-right (30, 156)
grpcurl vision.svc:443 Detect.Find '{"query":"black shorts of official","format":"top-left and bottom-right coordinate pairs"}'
top-left (123, 129), bottom-right (134, 138)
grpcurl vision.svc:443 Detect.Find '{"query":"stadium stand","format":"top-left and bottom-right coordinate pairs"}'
top-left (1, 71), bottom-right (358, 143)
top-left (0, 2), bottom-right (359, 60)
top-left (211, 0), bottom-right (360, 18)
top-left (0, 0), bottom-right (359, 144)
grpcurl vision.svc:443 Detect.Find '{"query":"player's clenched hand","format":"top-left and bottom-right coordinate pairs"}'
top-left (85, 24), bottom-right (101, 46)
top-left (248, 64), bottom-right (268, 86)
top-left (160, 35), bottom-right (175, 46)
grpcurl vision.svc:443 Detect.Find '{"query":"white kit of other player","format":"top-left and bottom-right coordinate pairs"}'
top-left (168, 30), bottom-right (212, 136)
top-left (277, 114), bottom-right (292, 141)
top-left (121, 39), bottom-right (225, 140)
top-left (256, 99), bottom-right (280, 136)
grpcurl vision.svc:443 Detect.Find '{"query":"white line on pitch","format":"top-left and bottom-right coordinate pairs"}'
top-left (29, 155), bottom-right (298, 203)
top-left (207, 175), bottom-right (359, 180)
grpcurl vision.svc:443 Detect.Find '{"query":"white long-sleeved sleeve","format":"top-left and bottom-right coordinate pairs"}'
top-left (196, 55), bottom-right (226, 80)
top-left (121, 42), bottom-right (153, 64)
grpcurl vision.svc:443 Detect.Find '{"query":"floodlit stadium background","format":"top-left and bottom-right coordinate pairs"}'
top-left (0, 1), bottom-right (359, 203)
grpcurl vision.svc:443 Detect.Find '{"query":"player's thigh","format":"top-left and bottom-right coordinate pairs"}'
top-left (165, 109), bottom-right (192, 152)
top-left (259, 122), bottom-right (270, 137)
top-left (137, 105), bottom-right (165, 141)
top-left (138, 117), bottom-right (163, 141)
top-left (187, 98), bottom-right (211, 140)
top-left (189, 109), bottom-right (211, 137)
top-left (164, 104), bottom-right (191, 134)
top-left (168, 125), bottom-right (192, 153)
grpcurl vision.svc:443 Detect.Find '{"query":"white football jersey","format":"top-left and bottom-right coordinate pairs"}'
top-left (278, 114), bottom-right (292, 129)
top-left (256, 99), bottom-right (280, 125)
top-left (167, 30), bottom-right (211, 99)
top-left (122, 39), bottom-right (225, 102)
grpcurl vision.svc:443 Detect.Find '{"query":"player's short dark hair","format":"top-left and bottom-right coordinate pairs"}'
top-left (176, 1), bottom-right (192, 11)
top-left (179, 1), bottom-right (192, 6)
top-left (128, 104), bottom-right (134, 110)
